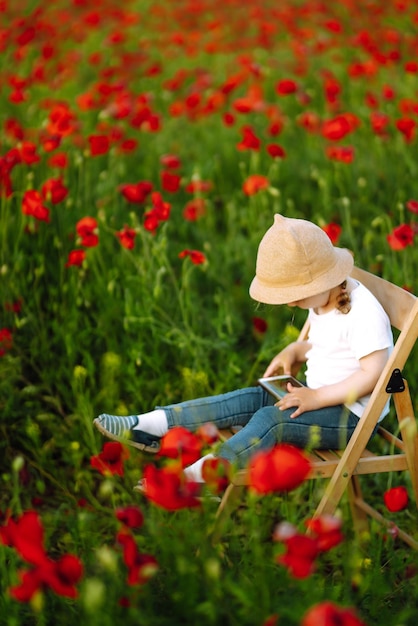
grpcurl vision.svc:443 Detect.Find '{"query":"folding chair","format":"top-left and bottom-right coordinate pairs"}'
top-left (213, 267), bottom-right (418, 549)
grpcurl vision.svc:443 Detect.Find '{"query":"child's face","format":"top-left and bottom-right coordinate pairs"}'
top-left (287, 289), bottom-right (333, 311)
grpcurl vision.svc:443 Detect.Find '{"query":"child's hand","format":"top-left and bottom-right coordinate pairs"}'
top-left (276, 383), bottom-right (320, 418)
top-left (263, 344), bottom-right (296, 377)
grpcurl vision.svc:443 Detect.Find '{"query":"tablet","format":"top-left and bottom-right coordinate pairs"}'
top-left (258, 375), bottom-right (305, 400)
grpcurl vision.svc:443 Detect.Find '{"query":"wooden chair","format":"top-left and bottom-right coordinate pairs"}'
top-left (213, 267), bottom-right (418, 548)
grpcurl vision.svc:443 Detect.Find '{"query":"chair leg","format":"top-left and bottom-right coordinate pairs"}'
top-left (347, 476), bottom-right (370, 539)
top-left (394, 385), bottom-right (418, 507)
top-left (211, 483), bottom-right (245, 543)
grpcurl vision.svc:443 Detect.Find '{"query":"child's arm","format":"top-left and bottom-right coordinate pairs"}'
top-left (263, 341), bottom-right (312, 378)
top-left (277, 348), bottom-right (389, 418)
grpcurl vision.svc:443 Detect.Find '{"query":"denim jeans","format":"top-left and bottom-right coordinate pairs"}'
top-left (159, 386), bottom-right (363, 469)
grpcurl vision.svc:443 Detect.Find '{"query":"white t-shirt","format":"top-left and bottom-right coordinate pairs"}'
top-left (304, 281), bottom-right (393, 420)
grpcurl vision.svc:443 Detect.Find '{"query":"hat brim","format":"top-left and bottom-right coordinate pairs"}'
top-left (249, 248), bottom-right (354, 305)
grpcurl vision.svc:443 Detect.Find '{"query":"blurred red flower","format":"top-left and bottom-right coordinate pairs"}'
top-left (116, 506), bottom-right (144, 529)
top-left (76, 216), bottom-right (99, 247)
top-left (19, 141), bottom-right (40, 165)
top-left (158, 426), bottom-right (203, 468)
top-left (237, 125), bottom-right (261, 151)
top-left (243, 174), bottom-right (269, 196)
top-left (322, 113), bottom-right (359, 141)
top-left (160, 154), bottom-right (182, 169)
top-left (120, 181), bottom-right (153, 203)
top-left (387, 224), bottom-right (414, 250)
top-left (178, 249), bottom-right (206, 264)
top-left (278, 533), bottom-right (319, 578)
top-left (90, 442), bottom-right (129, 476)
top-left (117, 529), bottom-right (158, 585)
top-left (326, 145), bottom-right (355, 163)
top-left (0, 328), bottom-right (13, 356)
top-left (22, 190), bottom-right (50, 222)
top-left (406, 199), bottom-right (418, 214)
top-left (370, 111), bottom-right (390, 136)
top-left (47, 152), bottom-right (68, 169)
top-left (41, 177), bottom-right (68, 204)
top-left (252, 316), bottom-right (268, 334)
top-left (301, 601), bottom-right (367, 626)
top-left (322, 223), bottom-right (342, 244)
top-left (183, 198), bottom-right (206, 221)
top-left (142, 464), bottom-right (201, 510)
top-left (249, 444), bottom-right (311, 494)
top-left (275, 79), bottom-right (298, 95)
top-left (383, 486), bottom-right (409, 512)
top-left (304, 515), bottom-right (344, 551)
top-left (202, 457), bottom-right (231, 494)
top-left (116, 225), bottom-right (136, 249)
top-left (396, 117), bottom-right (416, 142)
top-left (267, 144), bottom-right (286, 159)
top-left (65, 250), bottom-right (86, 267)
top-left (161, 169), bottom-right (181, 193)
top-left (88, 134), bottom-right (110, 156)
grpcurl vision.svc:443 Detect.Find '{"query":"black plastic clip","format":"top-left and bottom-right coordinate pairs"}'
top-left (385, 368), bottom-right (405, 393)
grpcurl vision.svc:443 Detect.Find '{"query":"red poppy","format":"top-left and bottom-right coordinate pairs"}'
top-left (322, 223), bottom-right (342, 244)
top-left (325, 146), bottom-right (355, 163)
top-left (237, 125), bottom-right (261, 151)
top-left (178, 249), bottom-right (206, 265)
top-left (116, 506), bottom-right (144, 529)
top-left (406, 199), bottom-right (418, 214)
top-left (47, 152), bottom-right (68, 169)
top-left (116, 225), bottom-right (136, 250)
top-left (117, 529), bottom-right (158, 585)
top-left (41, 177), bottom-right (68, 204)
top-left (201, 457), bottom-right (231, 494)
top-left (305, 515), bottom-right (344, 551)
top-left (301, 602), bottom-right (367, 626)
top-left (267, 144), bottom-right (286, 159)
top-left (275, 79), bottom-right (298, 95)
top-left (19, 142), bottom-right (40, 165)
top-left (383, 486), bottom-right (409, 512)
top-left (185, 180), bottom-right (212, 194)
top-left (40, 134), bottom-right (61, 152)
top-left (76, 216), bottom-right (99, 247)
top-left (370, 111), bottom-right (390, 136)
top-left (249, 444), bottom-right (311, 494)
top-left (0, 328), bottom-right (13, 356)
top-left (90, 442), bottom-right (129, 476)
top-left (322, 113), bottom-right (359, 141)
top-left (242, 174), bottom-right (269, 196)
top-left (88, 134), bottom-right (110, 156)
top-left (183, 198), bottom-right (206, 221)
top-left (252, 316), bottom-right (268, 334)
top-left (161, 170), bottom-right (181, 193)
top-left (141, 464), bottom-right (201, 510)
top-left (120, 181), bottom-right (153, 203)
top-left (396, 117), bottom-right (416, 142)
top-left (387, 224), bottom-right (414, 250)
top-left (65, 249), bottom-right (86, 267)
top-left (158, 426), bottom-right (203, 468)
top-left (278, 533), bottom-right (319, 578)
top-left (160, 154), bottom-right (182, 169)
top-left (298, 111), bottom-right (321, 133)
top-left (0, 510), bottom-right (46, 566)
top-left (22, 190), bottom-right (50, 222)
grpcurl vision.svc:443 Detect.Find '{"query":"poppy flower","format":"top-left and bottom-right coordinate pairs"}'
top-left (141, 464), bottom-right (201, 510)
top-left (65, 249), bottom-right (86, 267)
top-left (116, 506), bottom-right (144, 529)
top-left (406, 199), bottom-right (418, 214)
top-left (76, 216), bottom-right (99, 247)
top-left (41, 177), bottom-right (68, 204)
top-left (383, 486), bottom-right (409, 512)
top-left (242, 174), bottom-right (269, 196)
top-left (252, 316), bottom-right (268, 334)
top-left (0, 328), bottom-right (13, 356)
top-left (275, 79), bottom-right (298, 95)
top-left (322, 223), bottom-right (342, 244)
top-left (237, 125), bottom-right (261, 151)
top-left (322, 113), bottom-right (359, 141)
top-left (305, 515), bottom-right (344, 551)
top-left (396, 117), bottom-right (416, 142)
top-left (120, 181), bottom-right (153, 203)
top-left (301, 601), bottom-right (367, 626)
top-left (185, 180), bottom-right (212, 194)
top-left (116, 225), bottom-right (136, 250)
top-left (19, 142), bottom-right (40, 165)
top-left (325, 146), bottom-right (355, 163)
top-left (47, 152), bottom-right (68, 169)
top-left (90, 442), bottom-right (129, 477)
top-left (183, 198), bottom-right (206, 221)
top-left (387, 224), bottom-right (414, 250)
top-left (161, 170), bottom-right (181, 193)
top-left (160, 154), bottom-right (182, 169)
top-left (117, 530), bottom-right (158, 585)
top-left (0, 510), bottom-right (46, 566)
top-left (178, 249), bottom-right (206, 265)
top-left (158, 426), bottom-right (203, 468)
top-left (249, 444), bottom-right (311, 494)
top-left (88, 134), bottom-right (110, 156)
top-left (22, 190), bottom-right (50, 222)
top-left (277, 533), bottom-right (319, 578)
top-left (202, 457), bottom-right (231, 494)
top-left (267, 144), bottom-right (286, 159)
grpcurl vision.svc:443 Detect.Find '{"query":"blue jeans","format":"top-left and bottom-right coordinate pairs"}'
top-left (159, 386), bottom-right (363, 469)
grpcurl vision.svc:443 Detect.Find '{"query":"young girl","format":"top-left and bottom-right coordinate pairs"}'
top-left (94, 214), bottom-right (393, 483)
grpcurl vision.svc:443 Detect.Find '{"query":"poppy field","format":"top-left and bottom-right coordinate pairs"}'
top-left (1, 0), bottom-right (418, 624)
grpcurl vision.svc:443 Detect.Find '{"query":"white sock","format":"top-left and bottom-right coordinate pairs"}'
top-left (132, 409), bottom-right (168, 437)
top-left (184, 454), bottom-right (215, 483)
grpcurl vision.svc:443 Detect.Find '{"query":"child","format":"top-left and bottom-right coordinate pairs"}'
top-left (94, 214), bottom-right (393, 482)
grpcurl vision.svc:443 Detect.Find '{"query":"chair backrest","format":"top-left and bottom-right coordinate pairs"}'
top-left (350, 267), bottom-right (416, 332)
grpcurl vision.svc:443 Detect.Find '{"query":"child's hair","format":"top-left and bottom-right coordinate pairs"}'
top-left (336, 280), bottom-right (351, 314)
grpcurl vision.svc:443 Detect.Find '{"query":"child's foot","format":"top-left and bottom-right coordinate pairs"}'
top-left (93, 414), bottom-right (161, 453)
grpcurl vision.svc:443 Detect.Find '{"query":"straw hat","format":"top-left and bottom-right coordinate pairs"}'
top-left (249, 214), bottom-right (354, 305)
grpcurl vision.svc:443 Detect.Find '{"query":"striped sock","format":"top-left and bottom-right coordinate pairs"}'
top-left (96, 414), bottom-right (138, 437)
